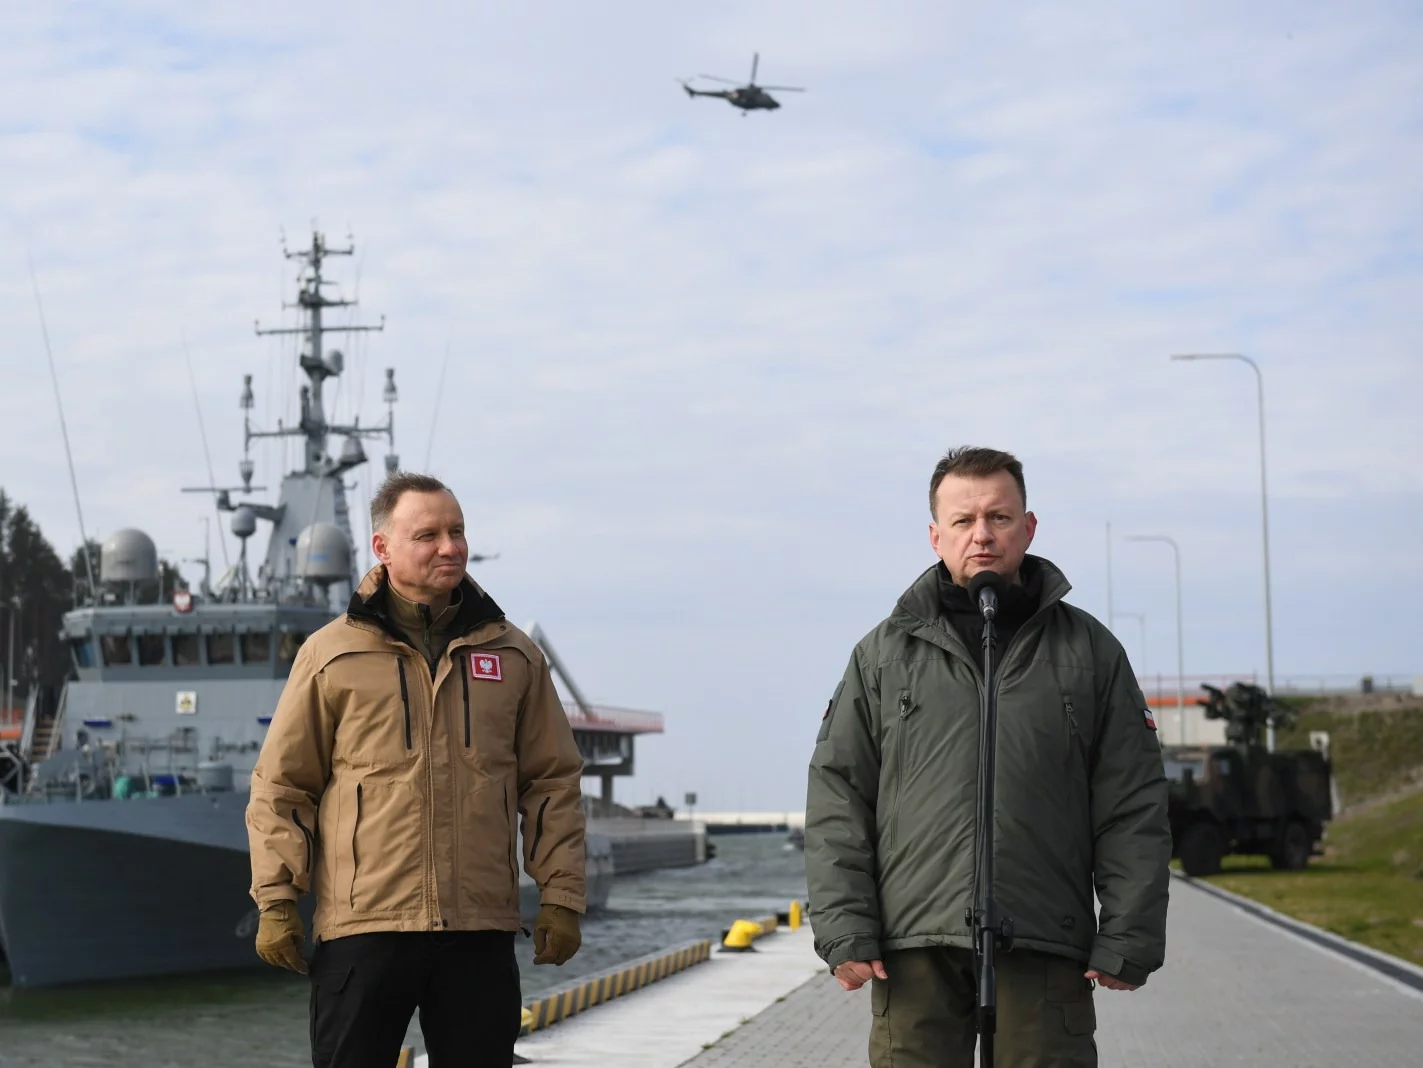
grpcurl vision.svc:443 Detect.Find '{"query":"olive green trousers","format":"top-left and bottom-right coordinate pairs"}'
top-left (869, 947), bottom-right (1097, 1068)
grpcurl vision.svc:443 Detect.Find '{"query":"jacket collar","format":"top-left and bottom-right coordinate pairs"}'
top-left (890, 554), bottom-right (1073, 634)
top-left (347, 564), bottom-right (504, 644)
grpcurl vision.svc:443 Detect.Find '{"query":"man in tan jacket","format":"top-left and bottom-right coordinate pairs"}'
top-left (246, 472), bottom-right (586, 1068)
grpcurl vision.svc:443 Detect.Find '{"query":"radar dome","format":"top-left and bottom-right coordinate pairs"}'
top-left (100, 529), bottom-right (158, 584)
top-left (295, 523), bottom-right (352, 585)
top-left (231, 505), bottom-right (257, 540)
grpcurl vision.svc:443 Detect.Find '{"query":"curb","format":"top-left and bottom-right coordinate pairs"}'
top-left (1171, 869), bottom-right (1423, 995)
top-left (521, 937), bottom-right (714, 1033)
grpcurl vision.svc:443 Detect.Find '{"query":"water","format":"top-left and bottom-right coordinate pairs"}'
top-left (0, 835), bottom-right (807, 1066)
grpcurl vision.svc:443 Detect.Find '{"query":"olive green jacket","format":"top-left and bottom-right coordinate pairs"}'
top-left (805, 557), bottom-right (1170, 986)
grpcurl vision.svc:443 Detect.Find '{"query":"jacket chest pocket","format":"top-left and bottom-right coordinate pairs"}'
top-left (1057, 684), bottom-right (1100, 779)
top-left (330, 654), bottom-right (419, 768)
top-left (455, 648), bottom-right (523, 768)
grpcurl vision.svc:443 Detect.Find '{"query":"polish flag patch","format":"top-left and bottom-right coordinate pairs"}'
top-left (1143, 707), bottom-right (1157, 731)
top-left (470, 652), bottom-right (503, 681)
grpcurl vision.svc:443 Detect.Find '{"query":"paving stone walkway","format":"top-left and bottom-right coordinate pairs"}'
top-left (682, 875), bottom-right (1423, 1067)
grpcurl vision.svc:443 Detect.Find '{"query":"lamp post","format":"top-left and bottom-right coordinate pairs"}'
top-left (1105, 521), bottom-right (1115, 633)
top-left (1126, 535), bottom-right (1185, 745)
top-left (1116, 610), bottom-right (1147, 674)
top-left (1171, 352), bottom-right (1276, 749)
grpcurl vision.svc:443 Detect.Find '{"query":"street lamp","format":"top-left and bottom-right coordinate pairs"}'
top-left (1116, 610), bottom-right (1147, 674)
top-left (1126, 535), bottom-right (1186, 745)
top-left (1171, 352), bottom-right (1276, 748)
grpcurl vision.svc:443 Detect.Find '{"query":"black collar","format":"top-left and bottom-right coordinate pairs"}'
top-left (347, 573), bottom-right (504, 645)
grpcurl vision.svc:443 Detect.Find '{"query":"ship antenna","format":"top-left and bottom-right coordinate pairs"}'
top-left (28, 251), bottom-right (97, 599)
top-left (422, 338), bottom-right (451, 471)
top-left (182, 331), bottom-right (233, 570)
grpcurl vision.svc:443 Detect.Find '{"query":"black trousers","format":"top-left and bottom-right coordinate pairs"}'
top-left (309, 930), bottom-right (522, 1068)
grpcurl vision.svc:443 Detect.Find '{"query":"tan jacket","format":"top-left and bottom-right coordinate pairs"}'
top-left (246, 567), bottom-right (586, 942)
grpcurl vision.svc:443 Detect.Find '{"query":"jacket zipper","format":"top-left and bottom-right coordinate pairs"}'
top-left (291, 809), bottom-right (314, 875)
top-left (530, 797), bottom-right (551, 867)
top-left (957, 613), bottom-right (1049, 936)
top-left (351, 783), bottom-right (363, 908)
top-left (1064, 696), bottom-right (1088, 769)
top-left (397, 659), bottom-right (412, 750)
top-left (461, 653), bottom-right (471, 748)
top-left (887, 692), bottom-right (914, 854)
top-left (418, 665), bottom-right (441, 928)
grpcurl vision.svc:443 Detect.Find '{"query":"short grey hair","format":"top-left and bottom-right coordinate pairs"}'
top-left (370, 472), bottom-right (450, 533)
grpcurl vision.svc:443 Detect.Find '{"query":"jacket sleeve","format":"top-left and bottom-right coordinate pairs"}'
top-left (246, 641), bottom-right (335, 907)
top-left (805, 645), bottom-right (883, 971)
top-left (1088, 634), bottom-right (1172, 986)
top-left (516, 646), bottom-right (587, 912)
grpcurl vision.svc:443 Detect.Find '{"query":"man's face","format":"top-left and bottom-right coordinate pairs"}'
top-left (372, 490), bottom-right (468, 600)
top-left (929, 471), bottom-right (1037, 586)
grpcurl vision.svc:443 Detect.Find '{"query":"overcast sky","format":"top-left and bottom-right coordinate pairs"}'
top-left (2, 2), bottom-right (1419, 810)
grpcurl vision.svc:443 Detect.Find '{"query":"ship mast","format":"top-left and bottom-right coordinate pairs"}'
top-left (185, 231), bottom-right (400, 605)
top-left (249, 232), bottom-right (395, 482)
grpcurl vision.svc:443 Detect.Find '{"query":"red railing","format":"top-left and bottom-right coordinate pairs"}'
top-left (562, 702), bottom-right (664, 734)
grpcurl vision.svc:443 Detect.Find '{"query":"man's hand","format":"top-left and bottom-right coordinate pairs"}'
top-left (533, 903), bottom-right (582, 966)
top-left (255, 901), bottom-right (308, 974)
top-left (833, 959), bottom-right (888, 991)
top-left (1085, 969), bottom-right (1138, 991)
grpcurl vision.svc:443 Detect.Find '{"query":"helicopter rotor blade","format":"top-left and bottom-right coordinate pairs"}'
top-left (761, 86), bottom-right (806, 92)
top-left (750, 52), bottom-right (759, 84)
top-left (695, 74), bottom-right (740, 84)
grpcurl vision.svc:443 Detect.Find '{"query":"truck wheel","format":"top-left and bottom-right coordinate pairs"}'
top-left (1270, 820), bottom-right (1311, 871)
top-left (1179, 823), bottom-right (1223, 877)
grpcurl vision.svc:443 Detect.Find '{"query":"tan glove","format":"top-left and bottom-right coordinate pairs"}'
top-left (255, 900), bottom-right (308, 974)
top-left (533, 903), bottom-right (581, 966)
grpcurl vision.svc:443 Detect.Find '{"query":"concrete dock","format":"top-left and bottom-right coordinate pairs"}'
top-left (437, 873), bottom-right (1423, 1068)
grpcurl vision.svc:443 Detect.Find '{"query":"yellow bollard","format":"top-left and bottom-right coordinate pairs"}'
top-left (721, 918), bottom-right (763, 952)
top-left (788, 899), bottom-right (802, 930)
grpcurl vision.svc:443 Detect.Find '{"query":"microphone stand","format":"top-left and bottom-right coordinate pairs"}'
top-left (971, 585), bottom-right (1013, 1067)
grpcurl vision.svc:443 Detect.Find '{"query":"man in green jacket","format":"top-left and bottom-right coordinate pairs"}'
top-left (805, 447), bottom-right (1171, 1068)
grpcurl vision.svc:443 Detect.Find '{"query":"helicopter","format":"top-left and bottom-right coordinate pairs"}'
top-left (680, 52), bottom-right (805, 113)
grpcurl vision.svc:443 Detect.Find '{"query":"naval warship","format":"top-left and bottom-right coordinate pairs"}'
top-left (0, 233), bottom-right (704, 989)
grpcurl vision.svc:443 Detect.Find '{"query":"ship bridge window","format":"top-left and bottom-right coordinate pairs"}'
top-left (241, 631), bottom-right (272, 664)
top-left (137, 634), bottom-right (166, 666)
top-left (278, 631), bottom-right (308, 663)
top-left (71, 637), bottom-right (94, 669)
top-left (206, 631), bottom-right (235, 665)
top-left (101, 634), bottom-right (133, 666)
top-left (173, 633), bottom-right (200, 666)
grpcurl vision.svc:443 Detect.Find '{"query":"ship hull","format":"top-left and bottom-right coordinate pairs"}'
top-left (0, 797), bottom-right (260, 988)
top-left (0, 793), bottom-right (638, 988)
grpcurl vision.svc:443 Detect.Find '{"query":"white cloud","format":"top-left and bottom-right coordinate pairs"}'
top-left (2, 1), bottom-right (1420, 809)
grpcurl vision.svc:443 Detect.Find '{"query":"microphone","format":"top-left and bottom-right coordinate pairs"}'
top-left (967, 570), bottom-right (1006, 621)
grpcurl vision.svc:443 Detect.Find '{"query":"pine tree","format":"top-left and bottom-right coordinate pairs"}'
top-left (1, 490), bottom-right (84, 705)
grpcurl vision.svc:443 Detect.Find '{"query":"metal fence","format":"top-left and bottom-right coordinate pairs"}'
top-left (1137, 673), bottom-right (1419, 703)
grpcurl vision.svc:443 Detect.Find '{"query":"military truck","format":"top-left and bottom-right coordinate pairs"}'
top-left (1162, 682), bottom-right (1333, 877)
